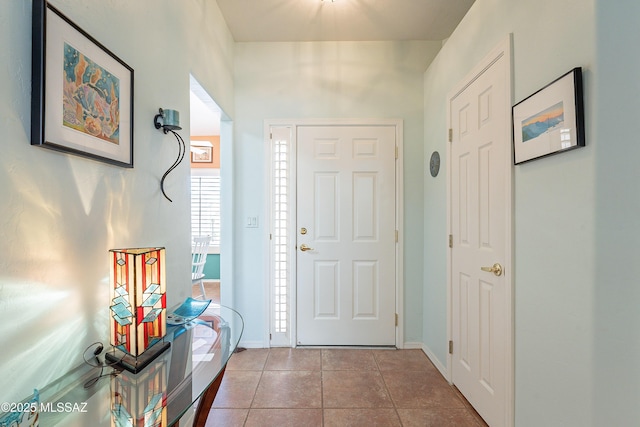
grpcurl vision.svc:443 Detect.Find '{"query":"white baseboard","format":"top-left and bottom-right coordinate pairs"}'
top-left (420, 343), bottom-right (449, 381)
top-left (403, 341), bottom-right (424, 349)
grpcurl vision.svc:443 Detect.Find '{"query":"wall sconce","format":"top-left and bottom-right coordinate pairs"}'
top-left (153, 108), bottom-right (182, 133)
top-left (105, 247), bottom-right (170, 373)
top-left (154, 108), bottom-right (186, 202)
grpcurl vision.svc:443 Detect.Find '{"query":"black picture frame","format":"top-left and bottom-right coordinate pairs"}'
top-left (31, 0), bottom-right (134, 167)
top-left (512, 67), bottom-right (585, 165)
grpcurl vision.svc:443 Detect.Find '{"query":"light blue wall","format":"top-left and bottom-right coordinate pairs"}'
top-left (0, 0), bottom-right (234, 403)
top-left (422, 0), bottom-right (640, 425)
top-left (233, 41), bottom-right (442, 345)
top-left (593, 1), bottom-right (640, 425)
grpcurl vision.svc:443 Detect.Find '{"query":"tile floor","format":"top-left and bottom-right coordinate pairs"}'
top-left (205, 348), bottom-right (488, 427)
top-left (196, 282), bottom-right (488, 426)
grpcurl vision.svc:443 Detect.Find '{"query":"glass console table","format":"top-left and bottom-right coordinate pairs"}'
top-left (38, 304), bottom-right (243, 427)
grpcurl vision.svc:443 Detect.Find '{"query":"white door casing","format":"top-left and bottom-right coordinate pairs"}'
top-left (448, 38), bottom-right (513, 427)
top-left (296, 124), bottom-right (397, 346)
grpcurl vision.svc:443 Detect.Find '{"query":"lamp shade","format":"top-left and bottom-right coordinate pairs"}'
top-left (161, 109), bottom-right (181, 130)
top-left (109, 247), bottom-right (167, 357)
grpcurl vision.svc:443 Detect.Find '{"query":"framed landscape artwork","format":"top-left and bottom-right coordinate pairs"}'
top-left (512, 67), bottom-right (585, 164)
top-left (191, 146), bottom-right (213, 163)
top-left (31, 0), bottom-right (134, 167)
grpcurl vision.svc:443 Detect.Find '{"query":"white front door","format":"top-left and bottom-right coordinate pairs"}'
top-left (450, 43), bottom-right (512, 427)
top-left (296, 125), bottom-right (396, 346)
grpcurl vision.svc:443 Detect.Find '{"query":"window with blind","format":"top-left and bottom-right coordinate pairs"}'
top-left (191, 170), bottom-right (221, 249)
top-left (269, 126), bottom-right (293, 345)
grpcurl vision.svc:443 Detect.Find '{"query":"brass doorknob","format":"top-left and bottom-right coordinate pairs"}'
top-left (300, 244), bottom-right (314, 252)
top-left (480, 263), bottom-right (503, 277)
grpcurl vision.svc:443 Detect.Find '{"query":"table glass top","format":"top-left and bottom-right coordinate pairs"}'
top-left (37, 304), bottom-right (243, 426)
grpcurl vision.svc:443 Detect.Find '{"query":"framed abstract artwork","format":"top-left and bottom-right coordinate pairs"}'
top-left (512, 67), bottom-right (585, 164)
top-left (31, 0), bottom-right (134, 167)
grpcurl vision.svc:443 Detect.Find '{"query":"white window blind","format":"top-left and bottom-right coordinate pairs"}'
top-left (191, 172), bottom-right (221, 247)
top-left (273, 138), bottom-right (289, 333)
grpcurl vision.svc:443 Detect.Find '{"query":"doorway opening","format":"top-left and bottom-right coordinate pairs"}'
top-left (189, 75), bottom-right (231, 306)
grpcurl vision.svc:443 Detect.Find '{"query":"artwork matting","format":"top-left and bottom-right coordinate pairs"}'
top-left (512, 67), bottom-right (585, 165)
top-left (31, 0), bottom-right (134, 167)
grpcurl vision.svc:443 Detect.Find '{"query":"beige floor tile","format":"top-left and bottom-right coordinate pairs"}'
top-left (212, 370), bottom-right (261, 408)
top-left (205, 408), bottom-right (248, 427)
top-left (322, 371), bottom-right (393, 408)
top-left (264, 348), bottom-right (321, 371)
top-left (323, 408), bottom-right (402, 427)
top-left (373, 349), bottom-right (435, 371)
top-left (252, 371), bottom-right (322, 408)
top-left (397, 408), bottom-right (484, 427)
top-left (244, 408), bottom-right (323, 427)
top-left (321, 349), bottom-right (378, 371)
top-left (227, 348), bottom-right (270, 371)
top-left (382, 370), bottom-right (466, 409)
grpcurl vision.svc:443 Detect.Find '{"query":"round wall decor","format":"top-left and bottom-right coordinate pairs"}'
top-left (429, 151), bottom-right (440, 177)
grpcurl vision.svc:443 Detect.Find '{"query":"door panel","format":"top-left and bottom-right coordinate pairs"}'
top-left (315, 173), bottom-right (338, 239)
top-left (353, 173), bottom-right (378, 240)
top-left (353, 260), bottom-right (377, 318)
top-left (297, 125), bottom-right (396, 346)
top-left (315, 261), bottom-right (339, 318)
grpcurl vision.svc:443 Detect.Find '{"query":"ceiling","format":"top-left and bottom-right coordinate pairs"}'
top-left (215, 0), bottom-right (475, 42)
top-left (191, 0), bottom-right (476, 137)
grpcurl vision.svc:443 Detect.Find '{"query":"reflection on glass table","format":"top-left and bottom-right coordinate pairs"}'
top-left (38, 304), bottom-right (243, 427)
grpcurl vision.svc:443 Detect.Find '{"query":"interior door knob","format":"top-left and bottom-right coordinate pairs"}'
top-left (300, 244), bottom-right (314, 252)
top-left (480, 263), bottom-right (503, 276)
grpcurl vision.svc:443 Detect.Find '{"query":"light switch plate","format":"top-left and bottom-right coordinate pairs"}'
top-left (246, 216), bottom-right (259, 228)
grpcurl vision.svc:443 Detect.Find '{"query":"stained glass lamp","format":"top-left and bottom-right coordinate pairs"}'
top-left (106, 247), bottom-right (171, 373)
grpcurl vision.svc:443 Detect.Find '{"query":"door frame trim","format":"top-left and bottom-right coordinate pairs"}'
top-left (446, 35), bottom-right (514, 427)
top-left (264, 118), bottom-right (404, 348)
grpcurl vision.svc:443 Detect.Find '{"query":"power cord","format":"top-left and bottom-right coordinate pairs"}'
top-left (82, 342), bottom-right (121, 388)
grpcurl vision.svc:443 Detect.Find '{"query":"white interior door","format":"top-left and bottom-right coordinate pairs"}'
top-left (296, 125), bottom-right (396, 346)
top-left (450, 46), bottom-right (512, 427)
